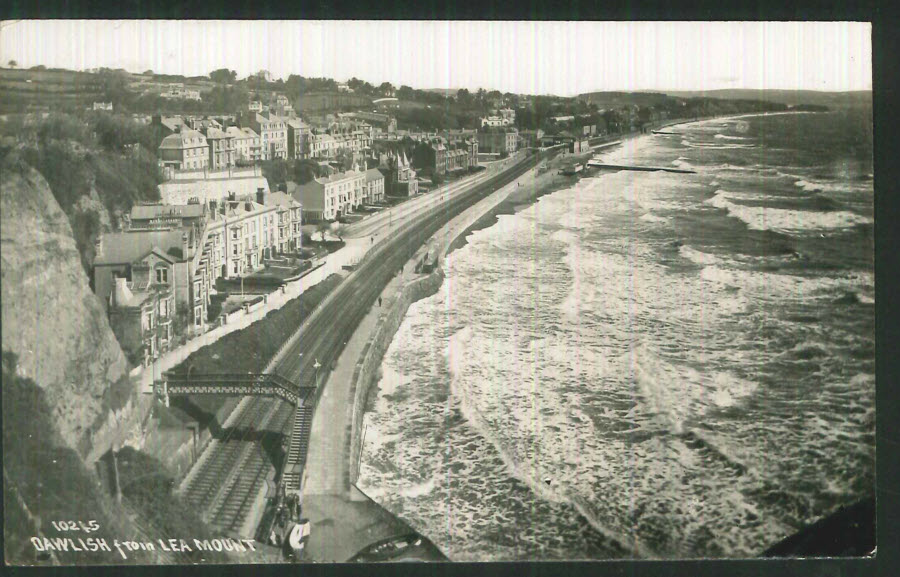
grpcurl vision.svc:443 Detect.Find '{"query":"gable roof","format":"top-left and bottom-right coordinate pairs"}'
top-left (365, 168), bottom-right (384, 182)
top-left (263, 190), bottom-right (302, 210)
top-left (94, 229), bottom-right (185, 266)
top-left (287, 181), bottom-right (325, 211)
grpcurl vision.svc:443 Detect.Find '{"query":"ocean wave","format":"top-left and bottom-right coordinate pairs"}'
top-left (714, 134), bottom-right (752, 141)
top-left (446, 326), bottom-right (649, 557)
top-left (705, 191), bottom-right (871, 234)
top-left (681, 139), bottom-right (756, 150)
top-left (631, 344), bottom-right (758, 426)
top-left (679, 245), bottom-right (719, 266)
top-left (640, 213), bottom-right (669, 224)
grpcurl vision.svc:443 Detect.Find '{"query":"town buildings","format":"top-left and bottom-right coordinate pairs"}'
top-left (339, 111), bottom-right (397, 134)
top-left (128, 203), bottom-right (207, 230)
top-left (158, 168), bottom-right (269, 205)
top-left (158, 128), bottom-right (210, 171)
top-left (289, 166), bottom-right (365, 221)
top-left (160, 84), bottom-right (202, 101)
top-left (364, 168), bottom-right (385, 204)
top-left (226, 126), bottom-right (262, 164)
top-left (200, 195), bottom-right (280, 280)
top-left (93, 228), bottom-right (209, 339)
top-left (376, 149), bottom-right (419, 197)
top-left (286, 118), bottom-right (308, 159)
top-left (107, 252), bottom-right (176, 366)
top-left (477, 126), bottom-right (519, 156)
top-left (241, 112), bottom-right (287, 160)
top-left (519, 128), bottom-right (545, 148)
top-left (261, 191), bottom-right (305, 254)
top-left (201, 126), bottom-right (237, 169)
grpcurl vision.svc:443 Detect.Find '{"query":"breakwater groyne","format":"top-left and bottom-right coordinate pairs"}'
top-left (585, 160), bottom-right (696, 174)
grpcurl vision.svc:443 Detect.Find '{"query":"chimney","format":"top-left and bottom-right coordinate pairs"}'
top-left (209, 199), bottom-right (218, 214)
top-left (256, 187), bottom-right (266, 205)
top-left (228, 191), bottom-right (236, 202)
top-left (182, 232), bottom-right (190, 260)
top-left (245, 201), bottom-right (253, 212)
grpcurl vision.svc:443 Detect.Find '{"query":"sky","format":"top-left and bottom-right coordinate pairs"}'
top-left (0, 20), bottom-right (872, 96)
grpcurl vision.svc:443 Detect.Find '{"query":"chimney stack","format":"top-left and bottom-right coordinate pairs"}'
top-left (256, 187), bottom-right (266, 205)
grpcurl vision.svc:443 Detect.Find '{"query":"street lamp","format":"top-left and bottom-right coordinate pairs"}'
top-left (313, 358), bottom-right (322, 388)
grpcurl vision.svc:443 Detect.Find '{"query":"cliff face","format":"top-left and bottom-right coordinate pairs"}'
top-left (1, 153), bottom-right (129, 455)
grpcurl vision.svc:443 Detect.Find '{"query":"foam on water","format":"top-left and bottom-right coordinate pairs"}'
top-left (706, 191), bottom-right (871, 234)
top-left (358, 112), bottom-right (874, 560)
top-left (714, 133), bottom-right (752, 141)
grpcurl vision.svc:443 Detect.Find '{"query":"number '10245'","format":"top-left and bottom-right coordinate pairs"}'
top-left (51, 520), bottom-right (100, 533)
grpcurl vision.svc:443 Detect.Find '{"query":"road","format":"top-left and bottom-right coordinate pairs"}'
top-left (343, 155), bottom-right (521, 240)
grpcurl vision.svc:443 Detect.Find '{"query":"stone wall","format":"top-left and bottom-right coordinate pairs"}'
top-left (346, 268), bottom-right (445, 484)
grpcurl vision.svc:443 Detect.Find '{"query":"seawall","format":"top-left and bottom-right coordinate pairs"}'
top-left (345, 149), bottom-right (566, 487)
top-left (346, 269), bottom-right (445, 484)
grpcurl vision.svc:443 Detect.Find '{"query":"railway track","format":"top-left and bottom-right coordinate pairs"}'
top-left (180, 398), bottom-right (291, 534)
top-left (178, 148), bottom-right (558, 539)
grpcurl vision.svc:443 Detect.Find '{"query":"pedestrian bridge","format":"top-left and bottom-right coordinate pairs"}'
top-left (154, 372), bottom-right (317, 407)
top-left (154, 371), bottom-right (319, 502)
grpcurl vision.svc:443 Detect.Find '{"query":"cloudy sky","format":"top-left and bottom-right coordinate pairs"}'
top-left (0, 20), bottom-right (872, 95)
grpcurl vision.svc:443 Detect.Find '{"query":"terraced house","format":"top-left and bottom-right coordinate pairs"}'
top-left (243, 112), bottom-right (287, 160)
top-left (201, 126), bottom-right (236, 169)
top-left (289, 166), bottom-right (365, 221)
top-left (261, 191), bottom-right (304, 253)
top-left (227, 125), bottom-right (262, 164)
top-left (158, 127), bottom-right (210, 171)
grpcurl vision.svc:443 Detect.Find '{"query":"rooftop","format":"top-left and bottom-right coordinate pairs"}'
top-left (365, 168), bottom-right (384, 182)
top-left (263, 190), bottom-right (302, 210)
top-left (131, 203), bottom-right (206, 221)
top-left (95, 229), bottom-right (186, 266)
top-left (159, 129), bottom-right (208, 150)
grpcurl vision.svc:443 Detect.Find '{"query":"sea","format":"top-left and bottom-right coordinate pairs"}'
top-left (356, 110), bottom-right (875, 560)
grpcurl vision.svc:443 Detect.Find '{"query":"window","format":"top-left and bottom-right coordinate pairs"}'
top-left (155, 267), bottom-right (168, 284)
top-left (194, 307), bottom-right (202, 326)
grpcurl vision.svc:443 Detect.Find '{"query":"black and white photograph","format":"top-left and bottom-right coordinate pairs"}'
top-left (0, 20), bottom-right (877, 566)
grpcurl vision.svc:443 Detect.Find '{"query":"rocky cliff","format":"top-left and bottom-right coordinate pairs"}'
top-left (1, 153), bottom-right (131, 457)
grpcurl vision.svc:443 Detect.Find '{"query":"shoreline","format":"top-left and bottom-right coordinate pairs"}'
top-left (351, 112), bottom-right (784, 559)
top-left (349, 111), bottom-right (818, 559)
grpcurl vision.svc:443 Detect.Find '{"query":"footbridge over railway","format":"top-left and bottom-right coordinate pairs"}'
top-left (153, 371), bottom-right (319, 498)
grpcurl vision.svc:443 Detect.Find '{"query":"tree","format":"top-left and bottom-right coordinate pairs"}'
top-left (293, 159), bottom-right (323, 185)
top-left (209, 68), bottom-right (237, 84)
top-left (397, 85), bottom-right (414, 100)
top-left (332, 223), bottom-right (347, 242)
top-left (334, 147), bottom-right (354, 172)
top-left (7, 60), bottom-right (17, 69)
top-left (143, 69), bottom-right (154, 76)
top-left (315, 220), bottom-right (330, 241)
top-left (378, 82), bottom-right (394, 96)
top-left (456, 88), bottom-right (472, 107)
